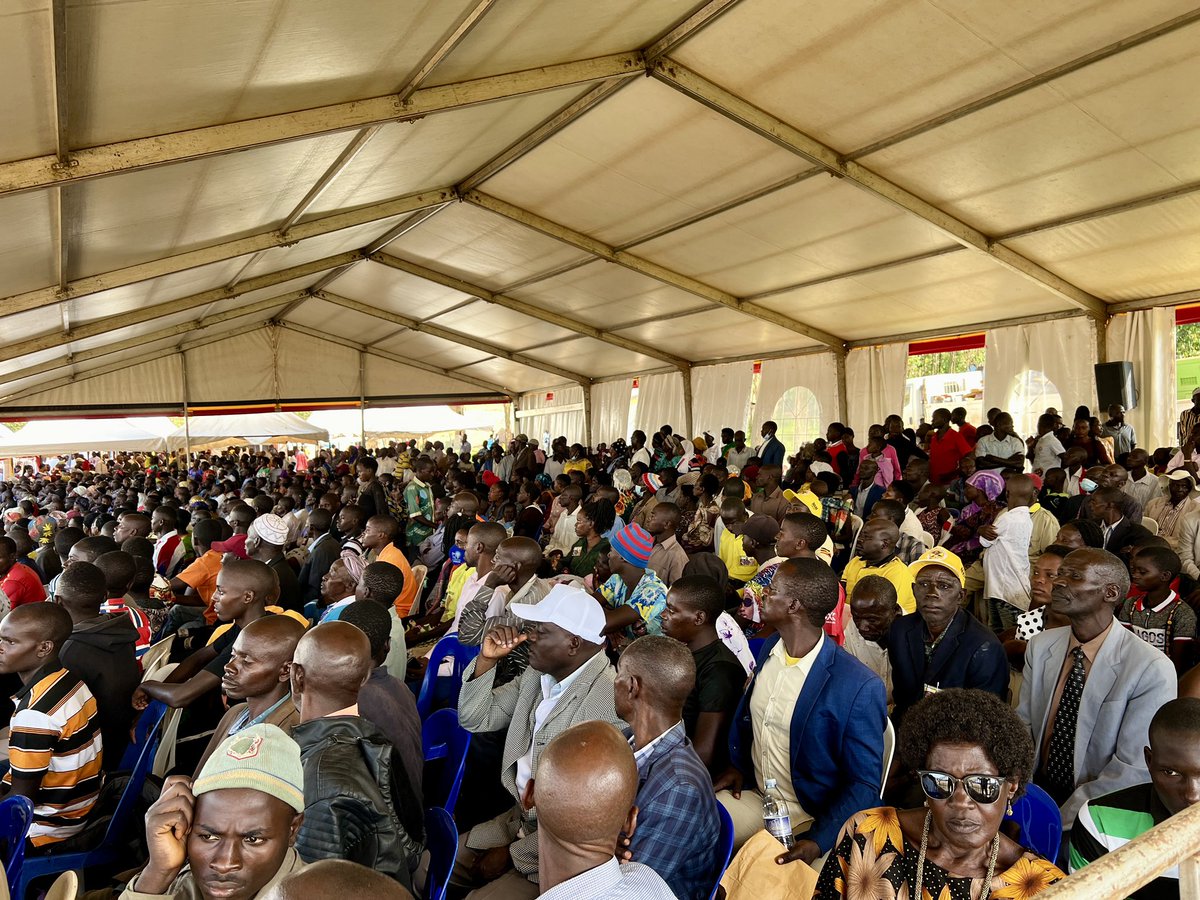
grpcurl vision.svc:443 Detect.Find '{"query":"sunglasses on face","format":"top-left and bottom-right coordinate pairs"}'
top-left (917, 770), bottom-right (1006, 804)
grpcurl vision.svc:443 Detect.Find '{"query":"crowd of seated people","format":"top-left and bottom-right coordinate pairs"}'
top-left (0, 403), bottom-right (1197, 898)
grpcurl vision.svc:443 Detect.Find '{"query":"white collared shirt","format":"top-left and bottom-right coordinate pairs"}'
top-left (630, 721), bottom-right (683, 766)
top-left (514, 662), bottom-right (590, 801)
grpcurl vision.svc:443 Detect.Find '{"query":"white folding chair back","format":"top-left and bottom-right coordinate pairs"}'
top-left (1142, 516), bottom-right (1160, 536)
top-left (42, 870), bottom-right (78, 900)
top-left (881, 718), bottom-right (896, 794)
top-left (139, 636), bottom-right (175, 681)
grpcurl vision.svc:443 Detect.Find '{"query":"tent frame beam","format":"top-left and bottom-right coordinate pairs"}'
top-left (0, 252), bottom-right (360, 364)
top-left (369, 252), bottom-right (691, 368)
top-left (0, 292), bottom-right (305, 390)
top-left (463, 191), bottom-right (845, 350)
top-left (486, 11), bottom-right (1200, 299)
top-left (649, 58), bottom-right (1107, 319)
top-left (276, 321), bottom-right (512, 397)
top-left (456, 0), bottom-right (745, 194)
top-left (0, 188), bottom-right (453, 321)
top-left (313, 289), bottom-right (592, 386)
top-left (0, 53), bottom-right (646, 198)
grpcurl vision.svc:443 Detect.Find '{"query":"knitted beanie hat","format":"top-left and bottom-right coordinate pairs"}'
top-left (611, 523), bottom-right (654, 568)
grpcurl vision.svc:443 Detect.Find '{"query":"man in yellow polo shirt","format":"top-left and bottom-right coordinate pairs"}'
top-left (842, 519), bottom-right (915, 614)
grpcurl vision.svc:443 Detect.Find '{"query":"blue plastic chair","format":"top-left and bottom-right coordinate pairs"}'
top-left (1005, 782), bottom-right (1062, 861)
top-left (422, 708), bottom-right (472, 814)
top-left (118, 700), bottom-right (171, 771)
top-left (424, 806), bottom-right (459, 900)
top-left (0, 795), bottom-right (34, 888)
top-left (13, 700), bottom-right (168, 900)
top-left (708, 803), bottom-right (736, 900)
top-left (416, 635), bottom-right (482, 720)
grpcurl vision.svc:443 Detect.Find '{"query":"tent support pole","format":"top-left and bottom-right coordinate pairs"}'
top-left (581, 383), bottom-right (593, 449)
top-left (835, 350), bottom-right (849, 424)
top-left (680, 364), bottom-right (694, 440)
top-left (180, 352), bottom-right (192, 462)
top-left (1095, 314), bottom-right (1109, 366)
top-left (359, 351), bottom-right (366, 448)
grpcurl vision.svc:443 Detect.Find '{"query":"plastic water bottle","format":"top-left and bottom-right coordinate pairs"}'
top-left (762, 778), bottom-right (794, 849)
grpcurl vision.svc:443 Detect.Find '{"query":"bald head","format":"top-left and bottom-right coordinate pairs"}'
top-left (240, 614), bottom-right (306, 665)
top-left (291, 621), bottom-right (372, 718)
top-left (618, 635), bottom-right (695, 715)
top-left (533, 721), bottom-right (638, 847)
top-left (264, 859), bottom-right (413, 900)
top-left (499, 536), bottom-right (543, 573)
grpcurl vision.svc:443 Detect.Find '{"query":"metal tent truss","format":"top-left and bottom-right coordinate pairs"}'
top-left (2, 0), bottom-right (1199, 439)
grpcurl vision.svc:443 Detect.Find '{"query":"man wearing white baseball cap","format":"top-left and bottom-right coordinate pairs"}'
top-left (446, 584), bottom-right (625, 899)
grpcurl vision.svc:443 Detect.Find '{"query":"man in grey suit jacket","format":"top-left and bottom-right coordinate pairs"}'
top-left (1018, 548), bottom-right (1176, 828)
top-left (449, 584), bottom-right (624, 899)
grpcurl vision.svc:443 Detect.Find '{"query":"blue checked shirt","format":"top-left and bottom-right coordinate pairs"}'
top-left (626, 722), bottom-right (721, 900)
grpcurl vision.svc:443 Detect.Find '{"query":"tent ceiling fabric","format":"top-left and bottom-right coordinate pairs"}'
top-left (2, 0), bottom-right (1199, 414)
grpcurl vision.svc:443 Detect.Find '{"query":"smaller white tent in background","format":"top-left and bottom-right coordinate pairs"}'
top-left (308, 406), bottom-right (497, 446)
top-left (165, 412), bottom-right (329, 451)
top-left (0, 417), bottom-right (174, 456)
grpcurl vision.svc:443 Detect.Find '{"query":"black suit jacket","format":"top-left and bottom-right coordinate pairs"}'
top-left (1104, 518), bottom-right (1154, 561)
top-left (889, 608), bottom-right (1009, 723)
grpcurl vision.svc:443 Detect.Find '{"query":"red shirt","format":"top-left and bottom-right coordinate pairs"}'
top-left (2, 563), bottom-right (47, 608)
top-left (957, 421), bottom-right (977, 446)
top-left (928, 428), bottom-right (974, 485)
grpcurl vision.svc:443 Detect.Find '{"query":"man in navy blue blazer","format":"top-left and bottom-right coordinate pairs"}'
top-left (755, 420), bottom-right (786, 468)
top-left (888, 546), bottom-right (1009, 728)
top-left (715, 557), bottom-right (887, 865)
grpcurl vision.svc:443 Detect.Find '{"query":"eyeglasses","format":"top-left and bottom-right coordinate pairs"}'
top-left (917, 770), bottom-right (1006, 804)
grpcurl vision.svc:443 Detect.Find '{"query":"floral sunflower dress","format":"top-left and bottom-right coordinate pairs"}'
top-left (813, 808), bottom-right (1065, 900)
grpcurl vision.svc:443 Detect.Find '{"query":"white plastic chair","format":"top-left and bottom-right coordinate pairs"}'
top-left (139, 635), bottom-right (175, 682)
top-left (918, 530), bottom-right (934, 549)
top-left (43, 870), bottom-right (78, 900)
top-left (1142, 516), bottom-right (1160, 536)
top-left (881, 718), bottom-right (896, 793)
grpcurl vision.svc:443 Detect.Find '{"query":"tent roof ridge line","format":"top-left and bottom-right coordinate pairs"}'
top-left (364, 251), bottom-right (693, 369)
top-left (460, 189), bottom-right (847, 351)
top-left (311, 288), bottom-right (592, 387)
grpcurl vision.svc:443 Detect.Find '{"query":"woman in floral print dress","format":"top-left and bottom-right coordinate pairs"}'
top-left (814, 689), bottom-right (1064, 900)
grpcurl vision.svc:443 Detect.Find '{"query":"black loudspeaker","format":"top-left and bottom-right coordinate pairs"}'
top-left (1095, 361), bottom-right (1136, 410)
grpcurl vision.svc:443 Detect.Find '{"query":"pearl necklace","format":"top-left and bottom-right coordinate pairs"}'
top-left (915, 810), bottom-right (1000, 900)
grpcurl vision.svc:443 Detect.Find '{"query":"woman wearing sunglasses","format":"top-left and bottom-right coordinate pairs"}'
top-left (813, 689), bottom-right (1065, 900)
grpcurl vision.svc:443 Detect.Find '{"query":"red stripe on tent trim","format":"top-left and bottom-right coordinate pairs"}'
top-left (908, 333), bottom-right (985, 356)
top-left (1176, 306), bottom-right (1200, 326)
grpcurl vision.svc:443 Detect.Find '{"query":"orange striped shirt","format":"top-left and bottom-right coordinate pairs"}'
top-left (6, 665), bottom-right (103, 845)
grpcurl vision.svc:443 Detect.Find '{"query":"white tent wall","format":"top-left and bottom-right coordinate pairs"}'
top-left (692, 362), bottom-right (753, 437)
top-left (1107, 308), bottom-right (1178, 450)
top-left (984, 316), bottom-right (1098, 439)
top-left (185, 330), bottom-right (276, 403)
top-left (846, 343), bottom-right (909, 435)
top-left (633, 372), bottom-right (686, 437)
top-left (752, 352), bottom-right (840, 447)
top-left (516, 386), bottom-right (584, 444)
top-left (590, 379), bottom-right (633, 447)
top-left (274, 329), bottom-right (361, 400)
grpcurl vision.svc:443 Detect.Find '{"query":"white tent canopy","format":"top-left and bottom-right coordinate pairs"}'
top-left (0, 0), bottom-right (1197, 444)
top-left (165, 412), bottom-right (329, 450)
top-left (0, 417), bottom-right (172, 456)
